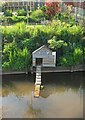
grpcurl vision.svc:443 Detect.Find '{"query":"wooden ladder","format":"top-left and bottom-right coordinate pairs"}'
top-left (34, 65), bottom-right (41, 98)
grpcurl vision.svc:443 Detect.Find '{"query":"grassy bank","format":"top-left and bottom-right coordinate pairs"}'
top-left (2, 21), bottom-right (85, 71)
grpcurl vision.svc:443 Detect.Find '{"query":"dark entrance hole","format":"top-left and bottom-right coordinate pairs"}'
top-left (36, 58), bottom-right (43, 66)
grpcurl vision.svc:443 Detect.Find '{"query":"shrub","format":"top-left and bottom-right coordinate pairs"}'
top-left (7, 16), bottom-right (27, 24)
top-left (3, 41), bottom-right (31, 71)
top-left (60, 48), bottom-right (83, 67)
top-left (45, 0), bottom-right (61, 19)
top-left (17, 9), bottom-right (27, 16)
top-left (30, 9), bottom-right (45, 23)
top-left (4, 10), bottom-right (12, 16)
top-left (48, 36), bottom-right (67, 49)
top-left (2, 62), bottom-right (10, 70)
top-left (40, 5), bottom-right (46, 12)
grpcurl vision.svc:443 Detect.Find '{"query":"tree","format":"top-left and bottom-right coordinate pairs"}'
top-left (45, 0), bottom-right (61, 18)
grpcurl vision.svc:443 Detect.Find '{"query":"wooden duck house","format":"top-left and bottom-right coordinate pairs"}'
top-left (32, 45), bottom-right (56, 98)
top-left (32, 45), bottom-right (56, 67)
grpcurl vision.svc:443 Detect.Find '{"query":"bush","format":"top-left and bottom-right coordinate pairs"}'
top-left (7, 16), bottom-right (41, 24)
top-left (30, 9), bottom-right (45, 23)
top-left (17, 9), bottom-right (27, 16)
top-left (4, 10), bottom-right (12, 16)
top-left (3, 41), bottom-right (31, 71)
top-left (2, 62), bottom-right (10, 70)
top-left (45, 1), bottom-right (61, 19)
top-left (40, 5), bottom-right (46, 12)
top-left (48, 36), bottom-right (67, 49)
top-left (7, 16), bottom-right (27, 24)
top-left (60, 47), bottom-right (83, 67)
top-left (54, 13), bottom-right (75, 25)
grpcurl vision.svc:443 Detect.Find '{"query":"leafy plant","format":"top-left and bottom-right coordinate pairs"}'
top-left (4, 10), bottom-right (12, 16)
top-left (30, 9), bottom-right (45, 23)
top-left (45, 0), bottom-right (61, 19)
top-left (17, 9), bottom-right (27, 16)
top-left (48, 36), bottom-right (67, 49)
top-left (3, 40), bottom-right (31, 71)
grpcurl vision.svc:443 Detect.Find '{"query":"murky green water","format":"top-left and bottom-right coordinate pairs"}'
top-left (2, 72), bottom-right (85, 118)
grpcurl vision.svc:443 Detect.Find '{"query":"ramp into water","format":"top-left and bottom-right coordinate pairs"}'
top-left (34, 85), bottom-right (40, 98)
top-left (34, 66), bottom-right (41, 98)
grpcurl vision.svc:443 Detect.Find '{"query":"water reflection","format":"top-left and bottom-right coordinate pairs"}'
top-left (2, 72), bottom-right (84, 118)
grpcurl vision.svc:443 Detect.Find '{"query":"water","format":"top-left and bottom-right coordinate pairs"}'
top-left (2, 72), bottom-right (85, 118)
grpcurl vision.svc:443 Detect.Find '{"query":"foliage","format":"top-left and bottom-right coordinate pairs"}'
top-left (3, 40), bottom-right (31, 70)
top-left (40, 5), bottom-right (46, 12)
top-left (54, 13), bottom-right (75, 25)
top-left (30, 9), bottom-right (45, 23)
top-left (45, 0), bottom-right (61, 19)
top-left (2, 4), bottom-right (77, 25)
top-left (60, 48), bottom-right (83, 67)
top-left (7, 16), bottom-right (27, 24)
top-left (2, 20), bottom-right (84, 70)
top-left (48, 36), bottom-right (67, 49)
top-left (4, 9), bottom-right (45, 24)
top-left (17, 9), bottom-right (27, 16)
top-left (4, 10), bottom-right (12, 16)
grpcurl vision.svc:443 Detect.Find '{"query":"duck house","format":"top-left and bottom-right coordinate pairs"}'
top-left (32, 45), bottom-right (56, 67)
top-left (32, 45), bottom-right (56, 98)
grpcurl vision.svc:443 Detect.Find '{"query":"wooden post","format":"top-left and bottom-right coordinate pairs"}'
top-left (34, 85), bottom-right (40, 98)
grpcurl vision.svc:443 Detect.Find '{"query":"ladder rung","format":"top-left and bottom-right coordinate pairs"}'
top-left (35, 82), bottom-right (41, 85)
top-left (36, 76), bottom-right (41, 78)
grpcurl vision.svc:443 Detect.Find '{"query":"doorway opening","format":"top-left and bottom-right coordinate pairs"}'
top-left (36, 58), bottom-right (43, 66)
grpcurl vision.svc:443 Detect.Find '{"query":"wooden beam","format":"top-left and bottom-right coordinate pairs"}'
top-left (34, 85), bottom-right (40, 98)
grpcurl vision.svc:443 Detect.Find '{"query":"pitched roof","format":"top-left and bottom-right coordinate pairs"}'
top-left (32, 45), bottom-right (51, 54)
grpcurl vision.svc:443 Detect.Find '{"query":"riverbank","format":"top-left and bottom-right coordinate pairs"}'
top-left (1, 65), bottom-right (85, 75)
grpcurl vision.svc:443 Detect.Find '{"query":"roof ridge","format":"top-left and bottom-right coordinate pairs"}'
top-left (32, 45), bottom-right (50, 54)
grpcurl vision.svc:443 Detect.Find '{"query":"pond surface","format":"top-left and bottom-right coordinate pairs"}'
top-left (2, 72), bottom-right (85, 118)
